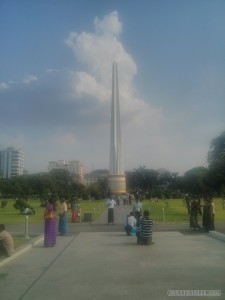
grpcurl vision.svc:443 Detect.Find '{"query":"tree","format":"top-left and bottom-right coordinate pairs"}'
top-left (182, 166), bottom-right (209, 196)
top-left (207, 131), bottom-right (225, 194)
top-left (208, 131), bottom-right (225, 167)
top-left (126, 166), bottom-right (159, 195)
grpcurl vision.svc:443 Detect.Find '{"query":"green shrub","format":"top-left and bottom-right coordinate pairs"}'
top-left (13, 199), bottom-right (30, 213)
top-left (1, 200), bottom-right (7, 208)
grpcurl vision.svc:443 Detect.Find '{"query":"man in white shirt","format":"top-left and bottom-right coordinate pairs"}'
top-left (106, 196), bottom-right (117, 225)
top-left (133, 199), bottom-right (142, 225)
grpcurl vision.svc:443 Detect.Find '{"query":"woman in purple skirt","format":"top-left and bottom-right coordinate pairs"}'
top-left (44, 199), bottom-right (57, 247)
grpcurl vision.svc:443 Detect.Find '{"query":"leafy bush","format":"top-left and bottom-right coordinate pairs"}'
top-left (14, 198), bottom-right (30, 213)
top-left (1, 200), bottom-right (7, 208)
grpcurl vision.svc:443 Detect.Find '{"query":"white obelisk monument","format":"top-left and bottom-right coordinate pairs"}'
top-left (108, 61), bottom-right (126, 194)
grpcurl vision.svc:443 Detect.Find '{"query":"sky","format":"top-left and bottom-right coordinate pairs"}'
top-left (0, 0), bottom-right (225, 175)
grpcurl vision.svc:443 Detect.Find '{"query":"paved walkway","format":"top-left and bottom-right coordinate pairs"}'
top-left (0, 206), bottom-right (225, 300)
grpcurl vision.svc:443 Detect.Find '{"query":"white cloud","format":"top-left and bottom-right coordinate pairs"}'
top-left (46, 68), bottom-right (56, 73)
top-left (22, 75), bottom-right (38, 84)
top-left (73, 72), bottom-right (110, 102)
top-left (94, 11), bottom-right (122, 36)
top-left (65, 11), bottom-right (162, 128)
top-left (0, 82), bottom-right (9, 91)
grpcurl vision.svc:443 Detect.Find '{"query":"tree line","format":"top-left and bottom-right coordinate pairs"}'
top-left (0, 131), bottom-right (224, 200)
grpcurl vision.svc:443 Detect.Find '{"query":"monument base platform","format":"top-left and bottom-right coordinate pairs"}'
top-left (108, 174), bottom-right (126, 194)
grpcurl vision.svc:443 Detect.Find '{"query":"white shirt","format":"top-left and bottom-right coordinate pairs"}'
top-left (59, 201), bottom-right (67, 214)
top-left (127, 215), bottom-right (137, 227)
top-left (106, 198), bottom-right (116, 208)
top-left (133, 201), bottom-right (142, 212)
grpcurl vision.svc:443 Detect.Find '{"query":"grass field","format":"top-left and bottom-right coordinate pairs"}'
top-left (1, 198), bottom-right (224, 225)
top-left (0, 199), bottom-right (106, 249)
top-left (0, 199), bottom-right (106, 225)
top-left (142, 198), bottom-right (225, 222)
top-left (1, 198), bottom-right (224, 249)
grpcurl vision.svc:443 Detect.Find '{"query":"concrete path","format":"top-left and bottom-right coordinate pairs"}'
top-left (0, 205), bottom-right (225, 300)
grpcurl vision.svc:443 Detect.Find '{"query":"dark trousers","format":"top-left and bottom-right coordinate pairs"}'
top-left (134, 211), bottom-right (141, 225)
top-left (108, 208), bottom-right (114, 224)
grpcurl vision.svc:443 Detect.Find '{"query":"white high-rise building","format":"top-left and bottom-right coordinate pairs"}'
top-left (0, 147), bottom-right (24, 178)
top-left (68, 160), bottom-right (85, 183)
top-left (48, 160), bottom-right (85, 183)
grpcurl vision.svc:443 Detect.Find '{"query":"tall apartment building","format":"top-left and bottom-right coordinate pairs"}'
top-left (0, 147), bottom-right (24, 178)
top-left (48, 160), bottom-right (85, 183)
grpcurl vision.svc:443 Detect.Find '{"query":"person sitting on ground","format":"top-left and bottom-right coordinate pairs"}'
top-left (137, 210), bottom-right (153, 245)
top-left (124, 211), bottom-right (137, 236)
top-left (0, 224), bottom-right (14, 257)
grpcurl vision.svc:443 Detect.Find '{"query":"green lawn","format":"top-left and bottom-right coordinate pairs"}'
top-left (0, 199), bottom-right (106, 249)
top-left (1, 198), bottom-right (224, 225)
top-left (0, 199), bottom-right (106, 225)
top-left (1, 198), bottom-right (224, 250)
top-left (142, 198), bottom-right (225, 222)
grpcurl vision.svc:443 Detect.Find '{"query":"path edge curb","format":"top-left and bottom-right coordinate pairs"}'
top-left (0, 234), bottom-right (44, 268)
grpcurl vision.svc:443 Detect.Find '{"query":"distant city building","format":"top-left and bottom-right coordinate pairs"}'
top-left (85, 169), bottom-right (109, 185)
top-left (0, 147), bottom-right (24, 178)
top-left (48, 160), bottom-right (85, 183)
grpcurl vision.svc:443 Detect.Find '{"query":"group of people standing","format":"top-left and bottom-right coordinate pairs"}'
top-left (44, 198), bottom-right (68, 247)
top-left (44, 198), bottom-right (82, 247)
top-left (185, 194), bottom-right (215, 232)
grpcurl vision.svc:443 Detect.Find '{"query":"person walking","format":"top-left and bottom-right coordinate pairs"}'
top-left (0, 224), bottom-right (14, 257)
top-left (106, 196), bottom-right (117, 225)
top-left (44, 199), bottom-right (57, 247)
top-left (211, 198), bottom-right (215, 230)
top-left (133, 198), bottom-right (142, 226)
top-left (58, 198), bottom-right (68, 235)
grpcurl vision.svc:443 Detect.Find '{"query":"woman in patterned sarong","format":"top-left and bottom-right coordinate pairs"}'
top-left (71, 199), bottom-right (80, 223)
top-left (44, 199), bottom-right (57, 247)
